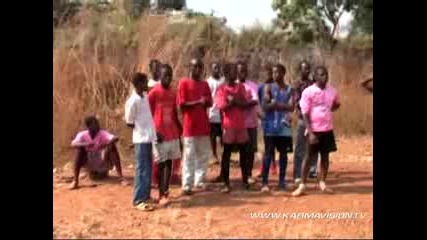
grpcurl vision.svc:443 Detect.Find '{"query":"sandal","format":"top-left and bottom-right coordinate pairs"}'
top-left (134, 202), bottom-right (155, 211)
top-left (220, 185), bottom-right (231, 193)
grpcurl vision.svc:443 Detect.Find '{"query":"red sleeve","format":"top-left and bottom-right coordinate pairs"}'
top-left (177, 79), bottom-right (186, 107)
top-left (172, 92), bottom-right (182, 134)
top-left (216, 86), bottom-right (227, 110)
top-left (147, 88), bottom-right (156, 117)
top-left (204, 82), bottom-right (213, 108)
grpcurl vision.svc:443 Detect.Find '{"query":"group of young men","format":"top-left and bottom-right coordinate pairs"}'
top-left (69, 56), bottom-right (340, 212)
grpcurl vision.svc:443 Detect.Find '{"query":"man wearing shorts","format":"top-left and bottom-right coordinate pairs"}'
top-left (216, 62), bottom-right (250, 193)
top-left (292, 66), bottom-right (340, 197)
top-left (148, 63), bottom-right (182, 205)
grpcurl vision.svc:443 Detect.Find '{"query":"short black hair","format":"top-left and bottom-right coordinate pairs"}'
top-left (84, 115), bottom-right (98, 128)
top-left (222, 62), bottom-right (236, 76)
top-left (315, 65), bottom-right (328, 74)
top-left (149, 59), bottom-right (160, 69)
top-left (274, 63), bottom-right (286, 73)
top-left (161, 63), bottom-right (173, 73)
top-left (298, 60), bottom-right (311, 70)
top-left (132, 72), bottom-right (148, 87)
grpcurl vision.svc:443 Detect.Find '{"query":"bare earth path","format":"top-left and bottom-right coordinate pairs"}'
top-left (53, 136), bottom-right (373, 239)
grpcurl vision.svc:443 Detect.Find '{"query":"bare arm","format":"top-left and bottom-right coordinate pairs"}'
top-left (71, 142), bottom-right (90, 148)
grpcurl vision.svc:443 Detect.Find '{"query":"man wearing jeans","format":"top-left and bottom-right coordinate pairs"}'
top-left (125, 73), bottom-right (157, 211)
top-left (293, 60), bottom-right (318, 187)
top-left (177, 58), bottom-right (213, 195)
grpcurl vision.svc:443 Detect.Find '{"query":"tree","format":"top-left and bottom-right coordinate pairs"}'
top-left (272, 0), bottom-right (358, 48)
top-left (351, 0), bottom-right (373, 34)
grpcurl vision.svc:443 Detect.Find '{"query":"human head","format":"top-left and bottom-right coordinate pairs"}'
top-left (222, 62), bottom-right (237, 85)
top-left (160, 63), bottom-right (173, 89)
top-left (84, 115), bottom-right (100, 135)
top-left (298, 60), bottom-right (311, 80)
top-left (190, 58), bottom-right (204, 81)
top-left (236, 61), bottom-right (248, 82)
top-left (314, 66), bottom-right (328, 89)
top-left (211, 61), bottom-right (221, 79)
top-left (272, 63), bottom-right (286, 84)
top-left (132, 72), bottom-right (148, 95)
top-left (149, 59), bottom-right (161, 80)
top-left (263, 63), bottom-right (273, 83)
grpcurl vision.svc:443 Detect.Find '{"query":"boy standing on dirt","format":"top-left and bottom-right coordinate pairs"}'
top-left (69, 116), bottom-right (126, 190)
top-left (293, 60), bottom-right (318, 186)
top-left (148, 64), bottom-right (182, 205)
top-left (292, 66), bottom-right (340, 197)
top-left (177, 58), bottom-right (213, 195)
top-left (216, 62), bottom-right (250, 193)
top-left (125, 73), bottom-right (157, 211)
top-left (257, 64), bottom-right (278, 178)
top-left (260, 64), bottom-right (295, 192)
top-left (207, 61), bottom-right (224, 165)
top-left (236, 61), bottom-right (259, 185)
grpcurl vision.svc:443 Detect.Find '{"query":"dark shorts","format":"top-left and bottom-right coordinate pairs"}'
top-left (210, 123), bottom-right (223, 139)
top-left (246, 128), bottom-right (258, 152)
top-left (309, 131), bottom-right (337, 154)
top-left (264, 136), bottom-right (293, 153)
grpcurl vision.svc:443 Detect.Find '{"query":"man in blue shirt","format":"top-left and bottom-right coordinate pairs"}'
top-left (260, 64), bottom-right (294, 192)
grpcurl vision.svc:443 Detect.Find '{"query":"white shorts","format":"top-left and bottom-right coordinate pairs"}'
top-left (153, 139), bottom-right (182, 163)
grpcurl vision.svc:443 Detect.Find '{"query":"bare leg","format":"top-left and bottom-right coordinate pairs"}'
top-left (70, 147), bottom-right (87, 190)
top-left (292, 143), bottom-right (317, 196)
top-left (210, 134), bottom-right (218, 161)
top-left (109, 144), bottom-right (124, 178)
top-left (318, 152), bottom-right (333, 193)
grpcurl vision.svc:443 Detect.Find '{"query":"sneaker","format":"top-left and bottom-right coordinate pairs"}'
top-left (220, 185), bottom-right (231, 193)
top-left (248, 177), bottom-right (256, 185)
top-left (182, 188), bottom-right (193, 196)
top-left (292, 184), bottom-right (306, 197)
top-left (294, 178), bottom-right (302, 187)
top-left (309, 172), bottom-right (317, 179)
top-left (278, 183), bottom-right (286, 191)
top-left (261, 185), bottom-right (270, 192)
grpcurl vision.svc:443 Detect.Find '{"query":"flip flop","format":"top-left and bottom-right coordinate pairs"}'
top-left (134, 202), bottom-right (154, 211)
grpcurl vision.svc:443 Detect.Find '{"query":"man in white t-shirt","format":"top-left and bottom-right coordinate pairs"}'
top-left (125, 72), bottom-right (157, 211)
top-left (206, 61), bottom-right (224, 164)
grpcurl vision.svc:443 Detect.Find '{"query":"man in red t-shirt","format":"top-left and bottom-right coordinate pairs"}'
top-left (216, 62), bottom-right (250, 193)
top-left (177, 58), bottom-right (213, 195)
top-left (148, 63), bottom-right (182, 205)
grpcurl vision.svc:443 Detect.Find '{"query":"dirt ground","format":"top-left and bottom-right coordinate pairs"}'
top-left (53, 136), bottom-right (373, 239)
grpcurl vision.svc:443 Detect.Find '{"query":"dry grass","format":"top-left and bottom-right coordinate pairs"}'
top-left (53, 10), bottom-right (373, 166)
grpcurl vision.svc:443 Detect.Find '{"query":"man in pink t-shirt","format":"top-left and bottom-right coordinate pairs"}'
top-left (292, 66), bottom-right (340, 197)
top-left (70, 116), bottom-right (126, 190)
top-left (216, 62), bottom-right (250, 193)
top-left (236, 61), bottom-right (259, 184)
